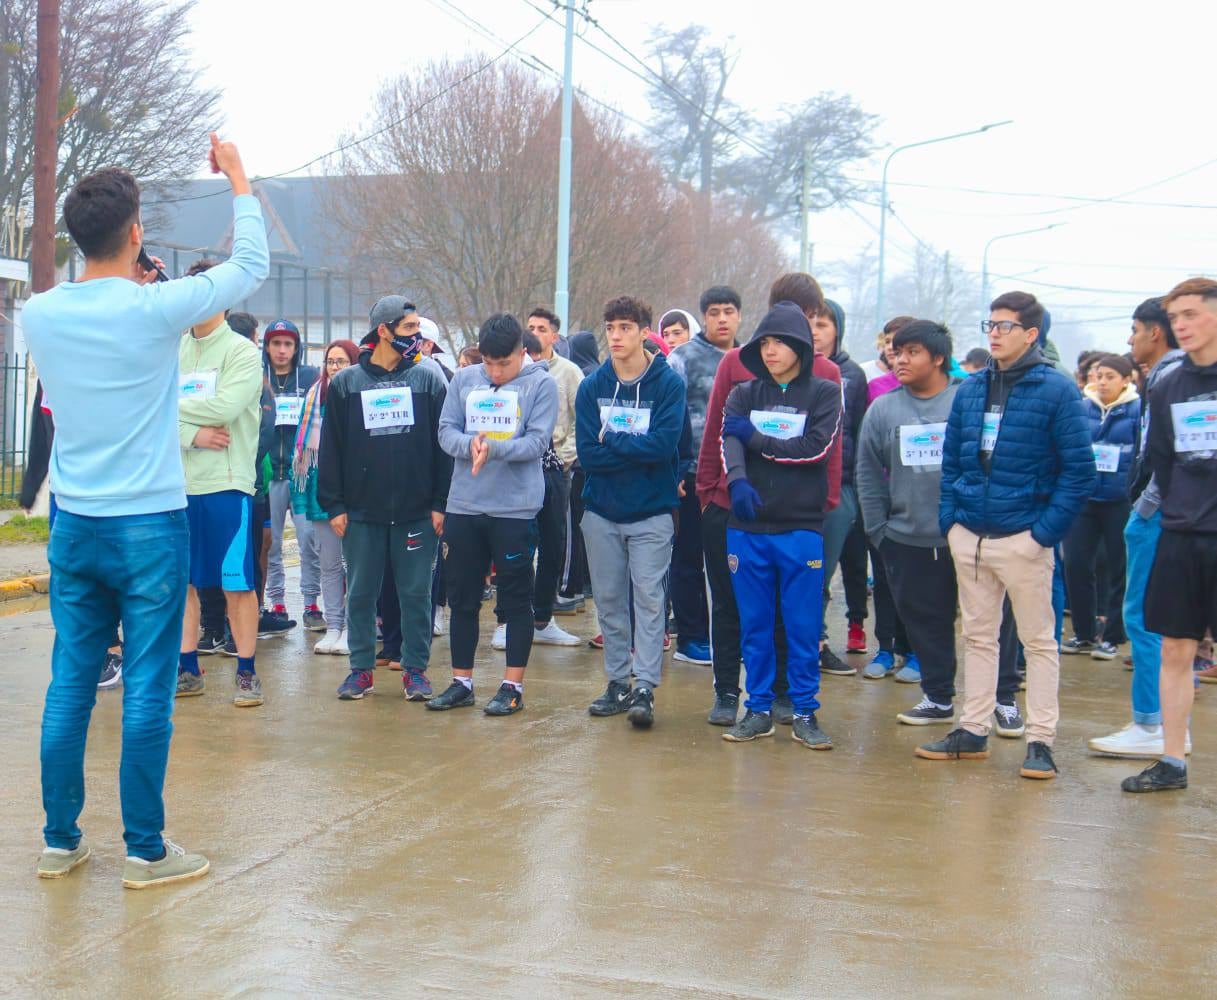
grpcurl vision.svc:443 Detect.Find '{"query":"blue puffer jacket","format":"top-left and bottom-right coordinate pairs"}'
top-left (940, 355), bottom-right (1096, 546)
top-left (1083, 383), bottom-right (1140, 502)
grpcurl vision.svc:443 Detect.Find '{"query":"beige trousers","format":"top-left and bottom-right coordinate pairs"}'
top-left (947, 524), bottom-right (1059, 744)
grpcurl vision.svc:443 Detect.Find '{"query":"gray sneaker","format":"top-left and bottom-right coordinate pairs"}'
top-left (772, 694), bottom-right (794, 726)
top-left (722, 709), bottom-right (775, 743)
top-left (233, 671), bottom-right (263, 708)
top-left (994, 702), bottom-right (1025, 738)
top-left (37, 840), bottom-right (91, 879)
top-left (176, 670), bottom-right (204, 698)
top-left (791, 713), bottom-right (833, 750)
top-left (122, 839), bottom-right (210, 889)
top-left (707, 692), bottom-right (739, 726)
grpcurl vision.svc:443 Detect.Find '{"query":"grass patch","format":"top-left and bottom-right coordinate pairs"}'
top-left (0, 515), bottom-right (49, 545)
top-left (0, 496), bottom-right (19, 511)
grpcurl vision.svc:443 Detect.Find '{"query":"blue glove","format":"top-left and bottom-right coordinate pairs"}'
top-left (723, 414), bottom-right (756, 446)
top-left (729, 479), bottom-right (764, 522)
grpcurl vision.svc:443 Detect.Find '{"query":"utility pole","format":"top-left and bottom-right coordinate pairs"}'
top-left (941, 250), bottom-right (951, 324)
top-left (553, 1), bottom-right (576, 335)
top-left (799, 142), bottom-right (811, 272)
top-left (31, 0), bottom-right (60, 294)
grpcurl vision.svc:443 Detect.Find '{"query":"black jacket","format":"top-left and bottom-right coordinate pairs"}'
top-left (1147, 356), bottom-right (1217, 534)
top-left (264, 349), bottom-right (320, 481)
top-left (722, 302), bottom-right (843, 534)
top-left (20, 382), bottom-right (53, 510)
top-left (830, 349), bottom-right (867, 484)
top-left (317, 353), bottom-right (452, 524)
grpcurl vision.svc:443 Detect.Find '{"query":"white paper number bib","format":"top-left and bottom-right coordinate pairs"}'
top-left (466, 388), bottom-right (519, 439)
top-left (899, 422), bottom-right (947, 467)
top-left (1171, 400), bottom-right (1217, 453)
top-left (599, 404), bottom-right (651, 435)
top-left (1092, 444), bottom-right (1121, 473)
top-left (275, 395), bottom-right (305, 426)
top-left (749, 409), bottom-right (806, 440)
top-left (981, 411), bottom-right (1002, 452)
top-left (360, 387), bottom-right (414, 430)
top-left (180, 371), bottom-right (217, 401)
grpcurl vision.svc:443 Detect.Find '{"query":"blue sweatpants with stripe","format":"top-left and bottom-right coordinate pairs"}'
top-left (727, 528), bottom-right (825, 715)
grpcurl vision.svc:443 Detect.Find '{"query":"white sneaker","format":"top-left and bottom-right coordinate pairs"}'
top-left (492, 624), bottom-right (507, 650)
top-left (433, 608), bottom-right (445, 637)
top-left (314, 629), bottom-right (340, 655)
top-left (533, 620), bottom-right (581, 646)
top-left (1087, 722), bottom-right (1192, 758)
top-left (332, 629), bottom-right (350, 656)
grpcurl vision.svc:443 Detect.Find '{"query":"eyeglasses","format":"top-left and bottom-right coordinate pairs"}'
top-left (980, 320), bottom-right (1027, 336)
top-left (325, 358), bottom-right (349, 369)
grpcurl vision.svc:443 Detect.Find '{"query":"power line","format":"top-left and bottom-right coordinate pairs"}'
top-left (144, 13), bottom-right (552, 206)
top-left (987, 273), bottom-right (1157, 296)
top-left (844, 176), bottom-right (1217, 211)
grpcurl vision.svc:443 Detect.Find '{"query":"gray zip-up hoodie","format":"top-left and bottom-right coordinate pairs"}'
top-left (438, 359), bottom-right (558, 519)
top-left (857, 379), bottom-right (961, 547)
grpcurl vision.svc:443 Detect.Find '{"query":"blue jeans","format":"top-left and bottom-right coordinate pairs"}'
top-left (42, 509), bottom-right (188, 859)
top-left (1123, 509), bottom-right (1163, 725)
top-left (728, 528), bottom-right (825, 715)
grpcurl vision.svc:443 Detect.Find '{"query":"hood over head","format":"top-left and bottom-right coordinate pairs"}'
top-left (656, 308), bottom-right (703, 339)
top-left (1038, 307), bottom-right (1052, 347)
top-left (739, 300), bottom-right (815, 380)
top-left (824, 299), bottom-right (847, 357)
top-left (568, 330), bottom-right (601, 374)
top-left (264, 319), bottom-right (302, 369)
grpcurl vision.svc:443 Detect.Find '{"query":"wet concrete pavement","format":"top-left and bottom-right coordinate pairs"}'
top-left (3, 576), bottom-right (1216, 998)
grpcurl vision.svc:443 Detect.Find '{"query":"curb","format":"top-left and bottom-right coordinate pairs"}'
top-left (0, 574), bottom-right (50, 603)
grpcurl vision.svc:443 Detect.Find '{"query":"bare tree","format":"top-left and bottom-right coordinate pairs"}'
top-left (1, 0), bottom-right (221, 225)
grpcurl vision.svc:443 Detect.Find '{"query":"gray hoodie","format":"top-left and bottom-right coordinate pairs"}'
top-left (856, 379), bottom-right (961, 547)
top-left (668, 332), bottom-right (729, 464)
top-left (438, 359), bottom-right (559, 519)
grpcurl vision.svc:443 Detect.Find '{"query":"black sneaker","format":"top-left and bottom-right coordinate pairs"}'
top-left (772, 693), bottom-right (794, 726)
top-left (791, 713), bottom-right (833, 749)
top-left (820, 646), bottom-right (856, 676)
top-left (589, 680), bottom-right (633, 717)
top-left (553, 594), bottom-right (585, 616)
top-left (627, 686), bottom-right (655, 729)
top-left (481, 584), bottom-right (494, 602)
top-left (722, 709), bottom-right (774, 743)
top-left (994, 702), bottom-right (1026, 738)
top-left (1060, 637), bottom-right (1095, 655)
top-left (1121, 759), bottom-right (1188, 793)
top-left (425, 681), bottom-right (476, 711)
top-left (98, 652), bottom-right (123, 690)
top-left (915, 728), bottom-right (990, 760)
top-left (1090, 641), bottom-right (1119, 661)
top-left (258, 610), bottom-right (296, 638)
top-left (198, 631), bottom-right (226, 655)
top-left (1020, 741), bottom-right (1058, 780)
top-left (707, 692), bottom-right (739, 726)
top-left (896, 697), bottom-right (954, 726)
top-left (219, 635), bottom-right (238, 658)
top-left (484, 683), bottom-right (524, 716)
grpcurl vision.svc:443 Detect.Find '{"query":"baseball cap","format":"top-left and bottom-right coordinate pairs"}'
top-left (265, 319), bottom-right (300, 339)
top-left (362, 295), bottom-right (417, 346)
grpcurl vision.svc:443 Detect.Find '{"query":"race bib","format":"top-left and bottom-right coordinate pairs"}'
top-left (180, 371), bottom-right (217, 401)
top-left (1092, 444), bottom-right (1121, 473)
top-left (981, 411), bottom-right (1002, 452)
top-left (899, 422), bottom-right (947, 467)
top-left (466, 388), bottom-right (519, 440)
top-left (1172, 400), bottom-right (1217, 453)
top-left (360, 387), bottom-right (414, 430)
top-left (749, 409), bottom-right (806, 440)
top-left (275, 395), bottom-right (305, 426)
top-left (600, 404), bottom-right (651, 435)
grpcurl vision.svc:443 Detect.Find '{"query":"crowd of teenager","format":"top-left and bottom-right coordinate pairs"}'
top-left (20, 136), bottom-right (1217, 889)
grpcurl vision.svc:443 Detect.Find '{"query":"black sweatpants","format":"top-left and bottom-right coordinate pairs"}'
top-left (869, 541), bottom-right (910, 656)
top-left (533, 467), bottom-right (570, 624)
top-left (445, 513), bottom-right (536, 669)
top-left (671, 473), bottom-right (710, 644)
top-left (702, 502), bottom-right (788, 698)
top-left (840, 516), bottom-right (870, 623)
top-left (560, 465), bottom-right (589, 599)
top-left (880, 539), bottom-right (957, 705)
top-left (200, 587), bottom-right (226, 636)
top-left (1064, 498), bottom-right (1130, 645)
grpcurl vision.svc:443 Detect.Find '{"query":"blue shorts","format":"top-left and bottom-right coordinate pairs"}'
top-left (187, 490), bottom-right (255, 592)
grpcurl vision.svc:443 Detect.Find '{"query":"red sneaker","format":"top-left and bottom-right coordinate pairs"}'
top-left (663, 633), bottom-right (673, 652)
top-left (589, 634), bottom-right (605, 650)
top-left (846, 622), bottom-right (867, 654)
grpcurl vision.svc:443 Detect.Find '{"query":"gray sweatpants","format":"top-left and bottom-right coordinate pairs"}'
top-left (266, 479), bottom-right (320, 607)
top-left (313, 517), bottom-right (346, 631)
top-left (582, 510), bottom-right (673, 688)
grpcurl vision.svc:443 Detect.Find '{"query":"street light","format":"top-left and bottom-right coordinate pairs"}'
top-left (980, 223), bottom-right (1065, 320)
top-left (875, 119), bottom-right (1013, 332)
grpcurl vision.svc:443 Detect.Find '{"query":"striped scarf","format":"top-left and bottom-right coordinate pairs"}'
top-left (291, 382), bottom-right (323, 494)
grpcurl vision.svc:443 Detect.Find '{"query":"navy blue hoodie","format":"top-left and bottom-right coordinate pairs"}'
top-left (575, 351), bottom-right (686, 523)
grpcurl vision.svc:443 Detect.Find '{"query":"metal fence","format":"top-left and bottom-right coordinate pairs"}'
top-left (0, 352), bottom-right (30, 501)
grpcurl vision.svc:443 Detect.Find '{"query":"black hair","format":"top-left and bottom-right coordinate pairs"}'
top-left (62, 167), bottom-right (141, 259)
top-left (528, 307), bottom-right (561, 333)
top-left (226, 311), bottom-right (259, 340)
top-left (699, 285), bottom-right (741, 316)
top-left (660, 314), bottom-right (689, 332)
top-left (1132, 296), bottom-right (1178, 350)
top-left (767, 273), bottom-right (824, 317)
top-left (963, 347), bottom-right (991, 368)
top-left (478, 312), bottom-right (524, 359)
top-left (603, 296), bottom-right (651, 328)
top-left (1091, 352), bottom-right (1134, 379)
top-left (989, 290), bottom-right (1044, 333)
top-left (891, 319), bottom-right (953, 373)
top-left (186, 257), bottom-right (220, 278)
top-left (522, 330), bottom-right (544, 355)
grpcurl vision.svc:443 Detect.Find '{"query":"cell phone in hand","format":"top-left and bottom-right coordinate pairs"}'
top-left (137, 247), bottom-right (169, 282)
